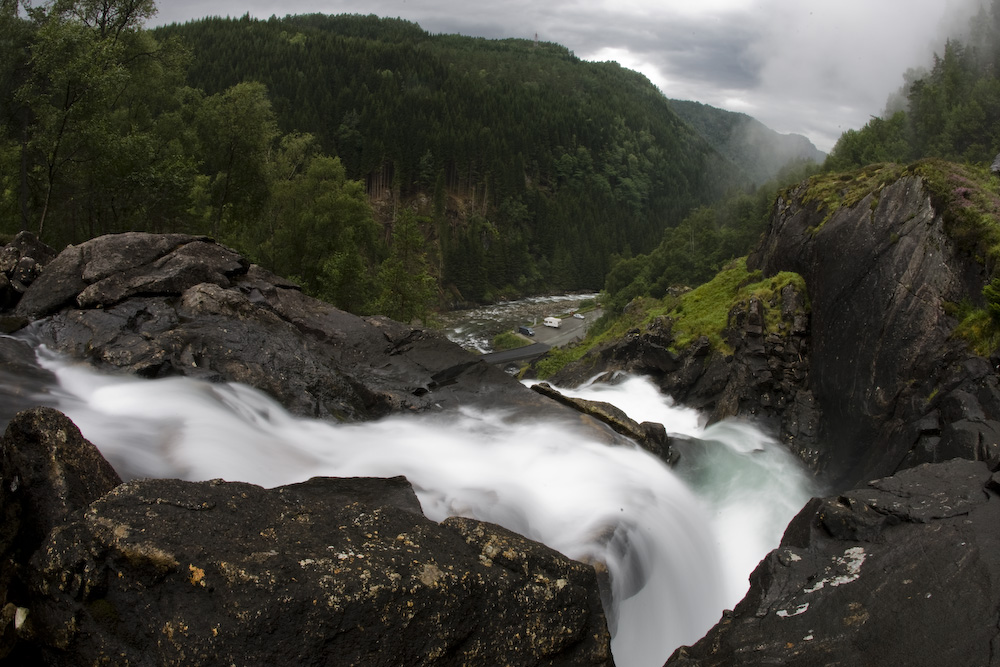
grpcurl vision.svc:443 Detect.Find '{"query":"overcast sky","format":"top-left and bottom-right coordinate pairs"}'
top-left (151, 0), bottom-right (984, 152)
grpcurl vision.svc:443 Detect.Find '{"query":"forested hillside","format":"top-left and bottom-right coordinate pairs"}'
top-left (826, 0), bottom-right (1000, 170)
top-left (668, 99), bottom-right (825, 185)
top-left (0, 3), bottom-right (757, 317)
top-left (152, 13), bottom-right (746, 302)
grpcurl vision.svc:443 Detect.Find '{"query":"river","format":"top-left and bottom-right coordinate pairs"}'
top-left (435, 293), bottom-right (599, 352)
top-left (4, 331), bottom-right (818, 667)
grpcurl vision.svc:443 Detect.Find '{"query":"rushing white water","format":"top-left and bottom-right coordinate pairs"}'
top-left (28, 348), bottom-right (817, 667)
top-left (534, 375), bottom-right (820, 607)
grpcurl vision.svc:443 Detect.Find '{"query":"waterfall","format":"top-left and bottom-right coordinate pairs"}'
top-left (20, 347), bottom-right (817, 667)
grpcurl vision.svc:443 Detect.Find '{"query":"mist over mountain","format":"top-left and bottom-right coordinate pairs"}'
top-left (667, 99), bottom-right (827, 185)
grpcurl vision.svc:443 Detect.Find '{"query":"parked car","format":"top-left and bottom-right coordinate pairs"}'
top-left (518, 325), bottom-right (535, 336)
top-left (573, 313), bottom-right (585, 319)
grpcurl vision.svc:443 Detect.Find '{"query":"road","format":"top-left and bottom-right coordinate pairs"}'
top-left (480, 342), bottom-right (551, 365)
top-left (530, 310), bottom-right (599, 347)
top-left (480, 309), bottom-right (601, 365)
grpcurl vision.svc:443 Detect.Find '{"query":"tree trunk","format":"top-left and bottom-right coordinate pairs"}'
top-left (19, 116), bottom-right (29, 232)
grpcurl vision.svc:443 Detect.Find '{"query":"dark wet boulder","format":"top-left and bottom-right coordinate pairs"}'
top-left (13, 233), bottom-right (223, 319)
top-left (10, 233), bottom-right (570, 424)
top-left (0, 232), bottom-right (56, 313)
top-left (0, 407), bottom-right (121, 566)
top-left (666, 458), bottom-right (1000, 667)
top-left (20, 475), bottom-right (611, 666)
top-left (0, 408), bottom-right (121, 659)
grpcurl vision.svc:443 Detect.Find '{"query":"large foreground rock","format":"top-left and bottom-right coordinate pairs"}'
top-left (666, 458), bottom-right (1000, 666)
top-left (1, 408), bottom-right (613, 665)
top-left (0, 408), bottom-right (121, 657)
top-left (749, 171), bottom-right (1000, 486)
top-left (7, 232), bottom-right (576, 425)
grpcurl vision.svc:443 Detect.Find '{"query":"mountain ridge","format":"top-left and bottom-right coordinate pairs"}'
top-left (668, 99), bottom-right (826, 185)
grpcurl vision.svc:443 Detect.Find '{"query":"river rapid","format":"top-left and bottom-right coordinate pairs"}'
top-left (2, 295), bottom-right (817, 667)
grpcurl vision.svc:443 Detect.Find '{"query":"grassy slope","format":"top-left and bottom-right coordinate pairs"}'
top-left (534, 257), bottom-right (806, 378)
top-left (536, 158), bottom-right (1000, 378)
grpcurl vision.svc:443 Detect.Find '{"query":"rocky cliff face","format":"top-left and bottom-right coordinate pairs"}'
top-left (659, 164), bottom-right (1000, 666)
top-left (554, 164), bottom-right (1000, 490)
top-left (750, 170), bottom-right (1000, 487)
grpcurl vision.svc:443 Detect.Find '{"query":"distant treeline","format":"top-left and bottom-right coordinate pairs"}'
top-left (826, 0), bottom-right (1000, 170)
top-left (152, 13), bottom-right (752, 303)
top-left (5, 2), bottom-right (838, 321)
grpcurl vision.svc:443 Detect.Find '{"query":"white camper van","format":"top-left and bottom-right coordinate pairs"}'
top-left (543, 316), bottom-right (561, 328)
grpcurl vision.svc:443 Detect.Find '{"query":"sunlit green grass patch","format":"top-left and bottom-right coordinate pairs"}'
top-left (533, 257), bottom-right (807, 377)
top-left (666, 258), bottom-right (806, 353)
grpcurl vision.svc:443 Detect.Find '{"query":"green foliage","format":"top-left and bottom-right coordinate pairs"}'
top-left (491, 331), bottom-right (530, 352)
top-left (666, 260), bottom-right (806, 352)
top-left (951, 299), bottom-right (1000, 356)
top-left (153, 13), bottom-right (747, 299)
top-left (984, 276), bottom-right (1000, 323)
top-left (825, 112), bottom-right (910, 172)
top-left (601, 161), bottom-right (817, 313)
top-left (247, 149), bottom-right (385, 312)
top-left (3, 0), bottom-right (194, 244)
top-left (960, 272), bottom-right (1000, 356)
top-left (800, 162), bottom-right (908, 231)
top-left (827, 7), bottom-right (1000, 171)
top-left (374, 210), bottom-right (438, 323)
top-left (533, 343), bottom-right (592, 379)
top-left (194, 81), bottom-right (278, 238)
top-left (534, 258), bottom-right (807, 377)
top-left (665, 260), bottom-right (758, 351)
top-left (907, 159), bottom-right (1000, 272)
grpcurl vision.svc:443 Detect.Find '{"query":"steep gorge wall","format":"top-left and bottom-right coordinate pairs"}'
top-left (665, 167), bottom-right (1000, 667)
top-left (749, 173), bottom-right (1000, 487)
top-left (549, 166), bottom-right (1000, 491)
